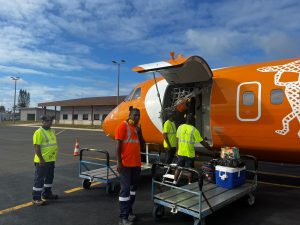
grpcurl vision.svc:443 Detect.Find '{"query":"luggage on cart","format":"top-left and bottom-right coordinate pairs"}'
top-left (201, 159), bottom-right (218, 184)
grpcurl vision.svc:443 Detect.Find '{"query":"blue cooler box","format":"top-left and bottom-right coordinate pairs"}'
top-left (215, 166), bottom-right (246, 189)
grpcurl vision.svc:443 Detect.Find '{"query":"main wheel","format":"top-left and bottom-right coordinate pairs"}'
top-left (152, 204), bottom-right (165, 220)
top-left (194, 218), bottom-right (206, 225)
top-left (82, 179), bottom-right (91, 189)
top-left (247, 192), bottom-right (255, 206)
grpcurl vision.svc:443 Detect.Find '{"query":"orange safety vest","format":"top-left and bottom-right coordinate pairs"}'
top-left (115, 121), bottom-right (141, 167)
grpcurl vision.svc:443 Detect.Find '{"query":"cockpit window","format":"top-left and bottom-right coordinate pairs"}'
top-left (124, 89), bottom-right (135, 102)
top-left (132, 87), bottom-right (141, 100)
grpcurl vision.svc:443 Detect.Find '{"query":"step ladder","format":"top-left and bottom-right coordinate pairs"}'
top-left (162, 164), bottom-right (182, 185)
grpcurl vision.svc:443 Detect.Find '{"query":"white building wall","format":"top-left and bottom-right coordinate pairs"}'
top-left (20, 108), bottom-right (59, 122)
top-left (59, 105), bottom-right (114, 125)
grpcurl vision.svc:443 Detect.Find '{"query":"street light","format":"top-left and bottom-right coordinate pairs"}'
top-left (112, 60), bottom-right (126, 105)
top-left (11, 76), bottom-right (20, 123)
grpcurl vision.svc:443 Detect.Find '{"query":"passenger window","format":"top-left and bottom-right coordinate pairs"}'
top-left (242, 91), bottom-right (254, 106)
top-left (125, 89), bottom-right (135, 102)
top-left (270, 89), bottom-right (284, 105)
top-left (132, 88), bottom-right (141, 100)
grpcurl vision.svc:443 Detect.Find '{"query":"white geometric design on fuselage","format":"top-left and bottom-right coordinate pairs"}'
top-left (145, 79), bottom-right (168, 133)
top-left (257, 60), bottom-right (300, 138)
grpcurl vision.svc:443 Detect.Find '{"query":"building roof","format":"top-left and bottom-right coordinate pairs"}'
top-left (38, 96), bottom-right (126, 107)
top-left (20, 107), bottom-right (57, 111)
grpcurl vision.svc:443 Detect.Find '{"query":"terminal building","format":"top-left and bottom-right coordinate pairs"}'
top-left (20, 96), bottom-right (124, 125)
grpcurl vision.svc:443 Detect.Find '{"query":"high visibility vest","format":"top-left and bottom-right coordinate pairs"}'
top-left (163, 120), bottom-right (177, 148)
top-left (123, 121), bottom-right (140, 144)
top-left (115, 121), bottom-right (141, 167)
top-left (176, 124), bottom-right (203, 158)
top-left (33, 127), bottom-right (58, 163)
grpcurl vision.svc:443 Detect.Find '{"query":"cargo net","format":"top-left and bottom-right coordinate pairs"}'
top-left (168, 87), bottom-right (194, 111)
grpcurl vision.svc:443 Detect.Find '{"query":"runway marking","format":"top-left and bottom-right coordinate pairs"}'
top-left (56, 129), bottom-right (66, 135)
top-left (258, 181), bottom-right (300, 189)
top-left (0, 182), bottom-right (102, 215)
top-left (64, 182), bottom-right (101, 193)
top-left (258, 171), bottom-right (300, 179)
top-left (0, 202), bottom-right (33, 215)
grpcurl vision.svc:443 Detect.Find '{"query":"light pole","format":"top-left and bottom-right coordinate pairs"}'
top-left (112, 60), bottom-right (125, 105)
top-left (11, 76), bottom-right (20, 123)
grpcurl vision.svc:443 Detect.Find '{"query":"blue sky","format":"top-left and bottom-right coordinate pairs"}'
top-left (0, 0), bottom-right (299, 110)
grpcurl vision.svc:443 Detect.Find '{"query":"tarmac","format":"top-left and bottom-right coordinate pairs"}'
top-left (0, 124), bottom-right (299, 225)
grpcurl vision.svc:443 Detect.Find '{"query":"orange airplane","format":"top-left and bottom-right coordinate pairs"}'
top-left (102, 53), bottom-right (300, 164)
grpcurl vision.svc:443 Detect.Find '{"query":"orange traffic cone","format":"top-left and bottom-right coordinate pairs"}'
top-left (73, 139), bottom-right (80, 156)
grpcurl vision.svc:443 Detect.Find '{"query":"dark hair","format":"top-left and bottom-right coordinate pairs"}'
top-left (40, 115), bottom-right (54, 121)
top-left (129, 106), bottom-right (140, 116)
top-left (186, 113), bottom-right (195, 125)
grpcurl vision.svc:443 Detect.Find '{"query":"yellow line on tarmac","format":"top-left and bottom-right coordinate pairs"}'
top-left (258, 181), bottom-right (300, 189)
top-left (0, 202), bottom-right (33, 215)
top-left (0, 182), bottom-right (102, 215)
top-left (258, 171), bottom-right (300, 179)
top-left (64, 182), bottom-right (101, 193)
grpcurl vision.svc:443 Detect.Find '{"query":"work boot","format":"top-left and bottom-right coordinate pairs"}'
top-left (119, 219), bottom-right (133, 225)
top-left (128, 213), bottom-right (137, 222)
top-left (42, 194), bottom-right (59, 200)
top-left (32, 199), bottom-right (47, 206)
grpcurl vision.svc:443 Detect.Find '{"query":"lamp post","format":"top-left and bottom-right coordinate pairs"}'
top-left (11, 76), bottom-right (20, 123)
top-left (112, 60), bottom-right (125, 105)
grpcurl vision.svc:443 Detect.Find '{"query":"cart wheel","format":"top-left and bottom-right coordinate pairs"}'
top-left (247, 192), bottom-right (255, 206)
top-left (82, 179), bottom-right (91, 189)
top-left (194, 218), bottom-right (205, 225)
top-left (106, 183), bottom-right (113, 194)
top-left (152, 204), bottom-right (165, 220)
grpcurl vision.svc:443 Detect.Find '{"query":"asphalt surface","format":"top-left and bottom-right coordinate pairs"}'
top-left (0, 124), bottom-right (299, 225)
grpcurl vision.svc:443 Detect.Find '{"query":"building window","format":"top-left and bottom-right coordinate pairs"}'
top-left (102, 114), bottom-right (108, 121)
top-left (63, 114), bottom-right (68, 120)
top-left (242, 91), bottom-right (254, 106)
top-left (27, 114), bottom-right (35, 121)
top-left (270, 89), bottom-right (284, 105)
top-left (132, 87), bottom-right (141, 100)
top-left (94, 114), bottom-right (100, 120)
top-left (83, 114), bottom-right (89, 120)
top-left (73, 114), bottom-right (78, 120)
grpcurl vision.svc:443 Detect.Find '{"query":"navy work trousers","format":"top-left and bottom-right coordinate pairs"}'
top-left (32, 162), bottom-right (55, 200)
top-left (119, 167), bottom-right (141, 219)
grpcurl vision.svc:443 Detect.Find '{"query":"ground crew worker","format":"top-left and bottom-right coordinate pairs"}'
top-left (115, 107), bottom-right (144, 225)
top-left (174, 113), bottom-right (212, 184)
top-left (163, 110), bottom-right (177, 164)
top-left (32, 115), bottom-right (59, 206)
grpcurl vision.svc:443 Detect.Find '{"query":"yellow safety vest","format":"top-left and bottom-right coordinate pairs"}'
top-left (33, 127), bottom-right (58, 163)
top-left (163, 120), bottom-right (177, 148)
top-left (176, 124), bottom-right (203, 158)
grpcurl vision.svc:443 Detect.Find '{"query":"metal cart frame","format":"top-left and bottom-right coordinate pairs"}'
top-left (151, 155), bottom-right (258, 225)
top-left (79, 147), bottom-right (161, 194)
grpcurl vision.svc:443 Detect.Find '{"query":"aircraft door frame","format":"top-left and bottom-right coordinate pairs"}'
top-left (236, 81), bottom-right (262, 122)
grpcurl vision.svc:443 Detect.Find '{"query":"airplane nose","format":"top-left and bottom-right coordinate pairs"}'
top-left (102, 116), bottom-right (109, 136)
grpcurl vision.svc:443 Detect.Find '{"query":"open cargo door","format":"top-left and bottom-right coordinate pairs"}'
top-left (133, 55), bottom-right (213, 84)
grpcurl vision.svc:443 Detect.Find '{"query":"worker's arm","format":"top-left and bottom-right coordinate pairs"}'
top-left (163, 133), bottom-right (172, 150)
top-left (34, 144), bottom-right (45, 166)
top-left (116, 140), bottom-right (123, 173)
top-left (200, 140), bottom-right (212, 151)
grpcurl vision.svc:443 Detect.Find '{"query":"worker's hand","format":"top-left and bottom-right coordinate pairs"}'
top-left (39, 158), bottom-right (45, 167)
top-left (117, 161), bottom-right (123, 174)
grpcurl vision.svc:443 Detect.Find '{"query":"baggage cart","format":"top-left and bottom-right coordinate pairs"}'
top-left (151, 155), bottom-right (258, 225)
top-left (79, 148), bottom-right (160, 194)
